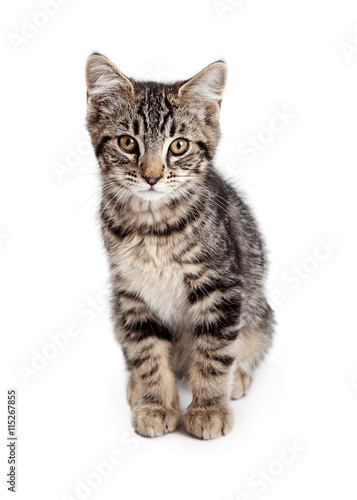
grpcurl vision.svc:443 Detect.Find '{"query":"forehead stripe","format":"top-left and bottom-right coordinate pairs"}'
top-left (137, 99), bottom-right (149, 132)
top-left (170, 121), bottom-right (176, 137)
top-left (133, 119), bottom-right (139, 136)
top-left (160, 112), bottom-right (171, 133)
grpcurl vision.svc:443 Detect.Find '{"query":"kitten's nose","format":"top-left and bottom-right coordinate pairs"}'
top-left (143, 175), bottom-right (161, 186)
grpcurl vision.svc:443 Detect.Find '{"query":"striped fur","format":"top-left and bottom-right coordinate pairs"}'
top-left (85, 54), bottom-right (275, 439)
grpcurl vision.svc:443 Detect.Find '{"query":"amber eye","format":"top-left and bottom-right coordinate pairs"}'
top-left (169, 138), bottom-right (189, 156)
top-left (118, 135), bottom-right (138, 153)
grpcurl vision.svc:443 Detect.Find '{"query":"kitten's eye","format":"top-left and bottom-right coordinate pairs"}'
top-left (118, 135), bottom-right (138, 153)
top-left (169, 138), bottom-right (189, 156)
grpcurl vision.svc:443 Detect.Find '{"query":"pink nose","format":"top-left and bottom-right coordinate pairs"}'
top-left (144, 176), bottom-right (161, 186)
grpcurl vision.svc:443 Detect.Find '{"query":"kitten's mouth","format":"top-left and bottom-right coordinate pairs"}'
top-left (135, 186), bottom-right (167, 200)
top-left (140, 186), bottom-right (160, 194)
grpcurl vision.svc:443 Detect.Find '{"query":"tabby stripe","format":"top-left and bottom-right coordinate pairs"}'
top-left (160, 112), bottom-right (171, 133)
top-left (95, 136), bottom-right (111, 157)
top-left (115, 288), bottom-right (142, 302)
top-left (182, 269), bottom-right (207, 283)
top-left (133, 119), bottom-right (139, 136)
top-left (198, 363), bottom-right (225, 377)
top-left (139, 364), bottom-right (159, 379)
top-left (170, 121), bottom-right (176, 137)
top-left (188, 281), bottom-right (241, 304)
top-left (128, 354), bottom-right (151, 368)
top-left (164, 95), bottom-right (174, 114)
top-left (193, 312), bottom-right (240, 339)
top-left (147, 376), bottom-right (161, 387)
top-left (103, 199), bottom-right (205, 239)
top-left (106, 215), bottom-right (193, 240)
top-left (179, 246), bottom-right (213, 265)
top-left (142, 393), bottom-right (163, 405)
top-left (137, 100), bottom-right (149, 132)
top-left (118, 120), bottom-right (129, 129)
top-left (123, 318), bottom-right (171, 342)
top-left (199, 396), bottom-right (223, 407)
top-left (206, 296), bottom-right (241, 317)
top-left (108, 223), bottom-right (132, 240)
top-left (101, 212), bottom-right (132, 240)
top-left (148, 201), bottom-right (205, 237)
top-left (210, 354), bottom-right (235, 367)
top-left (196, 141), bottom-right (212, 161)
top-left (173, 241), bottom-right (198, 260)
top-left (221, 330), bottom-right (240, 341)
top-left (123, 308), bottom-right (148, 318)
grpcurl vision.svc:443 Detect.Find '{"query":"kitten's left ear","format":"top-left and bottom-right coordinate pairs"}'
top-left (174, 61), bottom-right (227, 122)
top-left (85, 53), bottom-right (138, 110)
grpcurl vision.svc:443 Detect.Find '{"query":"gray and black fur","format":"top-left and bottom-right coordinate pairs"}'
top-left (85, 53), bottom-right (274, 439)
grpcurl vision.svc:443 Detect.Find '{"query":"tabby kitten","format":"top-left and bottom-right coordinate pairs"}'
top-left (85, 53), bottom-right (274, 440)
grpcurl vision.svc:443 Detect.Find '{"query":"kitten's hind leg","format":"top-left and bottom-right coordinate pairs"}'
top-left (231, 301), bottom-right (274, 400)
top-left (127, 374), bottom-right (140, 407)
top-left (231, 370), bottom-right (252, 400)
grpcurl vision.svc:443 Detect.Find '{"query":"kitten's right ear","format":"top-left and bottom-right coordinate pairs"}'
top-left (85, 53), bottom-right (138, 109)
top-left (173, 61), bottom-right (227, 123)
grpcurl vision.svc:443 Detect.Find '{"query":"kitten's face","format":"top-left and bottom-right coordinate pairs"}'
top-left (85, 55), bottom-right (227, 203)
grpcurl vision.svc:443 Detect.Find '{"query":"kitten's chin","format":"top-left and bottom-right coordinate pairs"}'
top-left (134, 188), bottom-right (168, 201)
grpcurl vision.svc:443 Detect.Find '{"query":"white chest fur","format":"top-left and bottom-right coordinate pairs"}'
top-left (113, 234), bottom-right (189, 329)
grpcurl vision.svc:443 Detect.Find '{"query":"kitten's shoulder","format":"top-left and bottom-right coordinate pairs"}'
top-left (206, 165), bottom-right (245, 206)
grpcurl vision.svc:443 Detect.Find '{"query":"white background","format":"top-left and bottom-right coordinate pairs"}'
top-left (1, 0), bottom-right (357, 499)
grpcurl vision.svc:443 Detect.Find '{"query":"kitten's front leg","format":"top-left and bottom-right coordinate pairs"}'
top-left (183, 302), bottom-right (241, 439)
top-left (115, 295), bottom-right (179, 437)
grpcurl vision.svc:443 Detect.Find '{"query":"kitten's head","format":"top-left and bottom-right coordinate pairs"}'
top-left (85, 53), bottom-right (227, 202)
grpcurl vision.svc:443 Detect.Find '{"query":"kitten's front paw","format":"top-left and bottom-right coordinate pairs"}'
top-left (183, 404), bottom-right (233, 440)
top-left (131, 405), bottom-right (179, 438)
